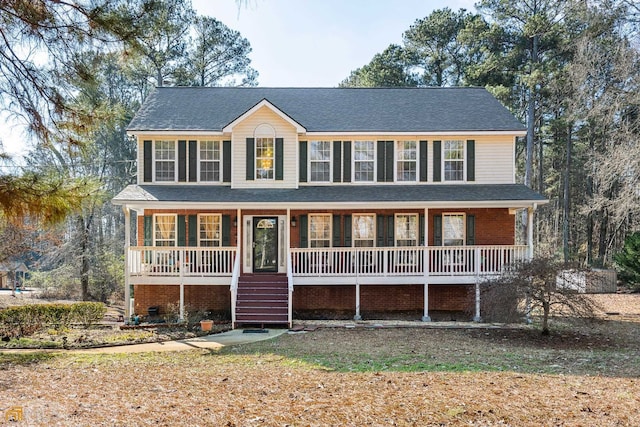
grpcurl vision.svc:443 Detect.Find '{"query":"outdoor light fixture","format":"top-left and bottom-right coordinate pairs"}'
top-left (291, 216), bottom-right (297, 227)
top-left (233, 216), bottom-right (237, 227)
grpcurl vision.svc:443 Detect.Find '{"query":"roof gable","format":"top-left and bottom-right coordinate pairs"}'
top-left (222, 99), bottom-right (306, 133)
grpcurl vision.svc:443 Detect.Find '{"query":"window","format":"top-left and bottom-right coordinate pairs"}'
top-left (309, 141), bottom-right (331, 182)
top-left (396, 141), bottom-right (417, 181)
top-left (154, 214), bottom-right (176, 246)
top-left (309, 214), bottom-right (331, 248)
top-left (200, 141), bottom-right (220, 182)
top-left (444, 140), bottom-right (464, 181)
top-left (395, 214), bottom-right (418, 246)
top-left (443, 214), bottom-right (465, 246)
top-left (199, 214), bottom-right (221, 247)
top-left (353, 214), bottom-right (375, 247)
top-left (256, 137), bottom-right (274, 180)
top-left (354, 140), bottom-right (374, 182)
top-left (155, 140), bottom-right (176, 181)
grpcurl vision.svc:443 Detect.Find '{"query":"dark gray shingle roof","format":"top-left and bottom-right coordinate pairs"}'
top-left (127, 87), bottom-right (525, 133)
top-left (114, 184), bottom-right (545, 205)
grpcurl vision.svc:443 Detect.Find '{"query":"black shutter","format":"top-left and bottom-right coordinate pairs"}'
top-left (223, 140), bottom-right (231, 183)
top-left (433, 140), bottom-right (441, 182)
top-left (419, 214), bottom-right (425, 245)
top-left (377, 141), bottom-right (386, 182)
top-left (385, 141), bottom-right (394, 182)
top-left (144, 215), bottom-right (153, 246)
top-left (143, 140), bottom-right (152, 182)
top-left (222, 215), bottom-right (231, 246)
top-left (419, 140), bottom-right (428, 182)
top-left (344, 215), bottom-right (352, 246)
top-left (177, 215), bottom-right (186, 246)
top-left (467, 140), bottom-right (475, 182)
top-left (332, 215), bottom-right (342, 247)
top-left (178, 140), bottom-right (187, 182)
top-left (299, 215), bottom-right (308, 248)
top-left (466, 215), bottom-right (475, 245)
top-left (299, 141), bottom-right (307, 183)
top-left (246, 138), bottom-right (255, 180)
top-left (188, 140), bottom-right (197, 182)
top-left (433, 215), bottom-right (442, 246)
top-left (333, 141), bottom-right (342, 182)
top-left (343, 141), bottom-right (351, 183)
top-left (275, 137), bottom-right (284, 180)
top-left (376, 214), bottom-right (385, 246)
top-left (386, 215), bottom-right (395, 246)
top-left (188, 215), bottom-right (197, 246)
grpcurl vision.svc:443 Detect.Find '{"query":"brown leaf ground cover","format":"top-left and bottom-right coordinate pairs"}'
top-left (0, 293), bottom-right (638, 426)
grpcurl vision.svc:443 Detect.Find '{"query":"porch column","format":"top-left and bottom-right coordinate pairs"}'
top-left (123, 207), bottom-right (131, 318)
top-left (421, 282), bottom-right (431, 322)
top-left (473, 283), bottom-right (481, 322)
top-left (527, 206), bottom-right (534, 260)
top-left (179, 250), bottom-right (185, 321)
top-left (354, 282), bottom-right (362, 321)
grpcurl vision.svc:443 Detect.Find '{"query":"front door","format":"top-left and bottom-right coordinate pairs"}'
top-left (253, 217), bottom-right (278, 272)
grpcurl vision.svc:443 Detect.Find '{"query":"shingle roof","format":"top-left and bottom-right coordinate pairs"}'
top-left (113, 184), bottom-right (545, 206)
top-left (127, 87), bottom-right (525, 133)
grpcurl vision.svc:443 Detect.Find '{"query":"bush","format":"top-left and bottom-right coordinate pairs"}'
top-left (614, 232), bottom-right (640, 291)
top-left (70, 302), bottom-right (107, 327)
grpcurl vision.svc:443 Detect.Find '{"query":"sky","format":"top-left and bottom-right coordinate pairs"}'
top-left (1, 0), bottom-right (477, 158)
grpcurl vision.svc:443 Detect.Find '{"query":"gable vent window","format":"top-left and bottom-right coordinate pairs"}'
top-left (309, 141), bottom-right (331, 182)
top-left (354, 140), bottom-right (374, 182)
top-left (155, 140), bottom-right (176, 181)
top-left (200, 141), bottom-right (221, 182)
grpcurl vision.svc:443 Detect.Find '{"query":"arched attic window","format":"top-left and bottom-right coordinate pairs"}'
top-left (247, 123), bottom-right (283, 180)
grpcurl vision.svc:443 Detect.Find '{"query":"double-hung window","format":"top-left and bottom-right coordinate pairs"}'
top-left (353, 214), bottom-right (375, 247)
top-left (256, 137), bottom-right (274, 180)
top-left (443, 213), bottom-right (465, 246)
top-left (354, 140), bottom-right (374, 182)
top-left (200, 141), bottom-right (221, 182)
top-left (309, 214), bottom-right (331, 248)
top-left (395, 214), bottom-right (418, 246)
top-left (155, 140), bottom-right (176, 181)
top-left (154, 214), bottom-right (177, 247)
top-left (396, 141), bottom-right (417, 182)
top-left (198, 214), bottom-right (221, 247)
top-left (309, 141), bottom-right (331, 182)
top-left (444, 140), bottom-right (464, 181)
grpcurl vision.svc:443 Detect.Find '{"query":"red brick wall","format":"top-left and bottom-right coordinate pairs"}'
top-left (133, 285), bottom-right (230, 316)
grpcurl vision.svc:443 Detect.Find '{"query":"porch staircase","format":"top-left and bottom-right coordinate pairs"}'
top-left (235, 274), bottom-right (289, 327)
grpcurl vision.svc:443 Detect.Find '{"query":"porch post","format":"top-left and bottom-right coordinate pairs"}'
top-left (527, 206), bottom-right (534, 260)
top-left (473, 282), bottom-right (481, 322)
top-left (123, 207), bottom-right (131, 319)
top-left (354, 281), bottom-right (362, 321)
top-left (179, 248), bottom-right (185, 321)
top-left (422, 282), bottom-right (431, 322)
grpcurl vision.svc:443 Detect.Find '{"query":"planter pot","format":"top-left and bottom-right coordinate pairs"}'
top-left (200, 320), bottom-right (214, 332)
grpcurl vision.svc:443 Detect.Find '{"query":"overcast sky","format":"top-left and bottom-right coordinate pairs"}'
top-left (1, 0), bottom-right (477, 157)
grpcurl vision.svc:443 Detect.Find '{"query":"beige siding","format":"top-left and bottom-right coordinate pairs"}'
top-left (231, 106), bottom-right (298, 189)
top-left (473, 135), bottom-right (515, 184)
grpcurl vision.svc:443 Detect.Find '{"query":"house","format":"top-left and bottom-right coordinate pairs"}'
top-left (113, 87), bottom-right (547, 327)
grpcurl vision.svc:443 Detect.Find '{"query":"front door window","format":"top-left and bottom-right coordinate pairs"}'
top-left (253, 217), bottom-right (278, 272)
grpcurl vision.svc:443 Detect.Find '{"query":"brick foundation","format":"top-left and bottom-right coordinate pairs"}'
top-left (133, 285), bottom-right (231, 317)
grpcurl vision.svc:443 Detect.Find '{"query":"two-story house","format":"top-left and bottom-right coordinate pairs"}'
top-left (113, 87), bottom-right (547, 327)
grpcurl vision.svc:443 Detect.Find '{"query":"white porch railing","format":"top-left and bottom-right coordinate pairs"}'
top-left (128, 246), bottom-right (237, 277)
top-left (290, 245), bottom-right (528, 278)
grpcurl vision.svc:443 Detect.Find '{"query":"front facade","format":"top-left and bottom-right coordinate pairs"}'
top-left (113, 87), bottom-right (547, 327)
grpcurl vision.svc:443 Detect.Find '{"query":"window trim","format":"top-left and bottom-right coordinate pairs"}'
top-left (198, 140), bottom-right (222, 183)
top-left (308, 213), bottom-right (332, 248)
top-left (255, 137), bottom-right (275, 181)
top-left (352, 213), bottom-right (376, 247)
top-left (394, 213), bottom-right (419, 247)
top-left (153, 214), bottom-right (177, 247)
top-left (352, 140), bottom-right (375, 182)
top-left (153, 140), bottom-right (177, 182)
top-left (308, 140), bottom-right (332, 183)
top-left (198, 213), bottom-right (222, 247)
top-left (442, 212), bottom-right (466, 246)
top-left (396, 140), bottom-right (418, 183)
top-left (442, 140), bottom-right (466, 182)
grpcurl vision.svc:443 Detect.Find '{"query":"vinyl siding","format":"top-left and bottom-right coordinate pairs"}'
top-left (473, 135), bottom-right (514, 184)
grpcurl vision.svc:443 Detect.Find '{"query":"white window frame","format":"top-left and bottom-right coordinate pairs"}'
top-left (198, 214), bottom-right (221, 247)
top-left (309, 214), bottom-right (332, 248)
top-left (395, 214), bottom-right (418, 247)
top-left (443, 140), bottom-right (465, 182)
top-left (443, 213), bottom-right (466, 246)
top-left (255, 137), bottom-right (275, 180)
top-left (153, 214), bottom-right (177, 247)
top-left (353, 213), bottom-right (376, 247)
top-left (353, 140), bottom-right (375, 182)
top-left (199, 140), bottom-right (221, 183)
top-left (308, 140), bottom-right (332, 183)
top-left (396, 140), bottom-right (418, 182)
top-left (154, 140), bottom-right (177, 182)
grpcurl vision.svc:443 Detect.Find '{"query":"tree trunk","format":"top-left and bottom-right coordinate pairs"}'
top-left (563, 124), bottom-right (572, 263)
top-left (78, 215), bottom-right (90, 301)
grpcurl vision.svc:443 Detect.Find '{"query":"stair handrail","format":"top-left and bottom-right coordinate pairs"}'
top-left (287, 249), bottom-right (294, 328)
top-left (230, 247), bottom-right (241, 327)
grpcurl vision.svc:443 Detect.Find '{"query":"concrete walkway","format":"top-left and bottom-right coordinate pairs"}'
top-left (1, 329), bottom-right (287, 355)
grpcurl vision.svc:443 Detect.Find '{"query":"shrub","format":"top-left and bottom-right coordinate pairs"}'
top-left (70, 302), bottom-right (107, 327)
top-left (614, 232), bottom-right (640, 291)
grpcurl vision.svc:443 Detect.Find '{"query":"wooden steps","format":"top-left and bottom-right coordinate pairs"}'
top-left (235, 274), bottom-right (289, 327)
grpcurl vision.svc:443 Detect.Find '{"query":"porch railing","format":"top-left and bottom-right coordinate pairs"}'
top-left (290, 245), bottom-right (528, 277)
top-left (128, 246), bottom-right (237, 277)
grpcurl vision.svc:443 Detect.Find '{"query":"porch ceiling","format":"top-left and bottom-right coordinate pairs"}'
top-left (113, 183), bottom-right (547, 210)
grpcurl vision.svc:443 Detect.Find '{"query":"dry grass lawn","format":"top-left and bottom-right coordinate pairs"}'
top-left (0, 293), bottom-right (639, 426)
